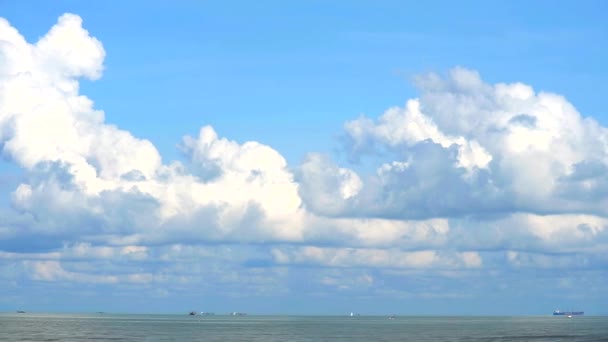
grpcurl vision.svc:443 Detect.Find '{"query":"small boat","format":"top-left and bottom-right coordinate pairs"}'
top-left (189, 311), bottom-right (197, 316)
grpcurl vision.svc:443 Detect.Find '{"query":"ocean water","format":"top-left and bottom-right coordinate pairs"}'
top-left (1, 313), bottom-right (607, 341)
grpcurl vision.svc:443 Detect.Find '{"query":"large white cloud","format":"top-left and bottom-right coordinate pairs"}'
top-left (332, 67), bottom-right (608, 219)
top-left (0, 13), bottom-right (607, 304)
top-left (0, 14), bottom-right (309, 247)
top-left (0, 14), bottom-right (445, 258)
top-left (0, 12), bottom-right (451, 252)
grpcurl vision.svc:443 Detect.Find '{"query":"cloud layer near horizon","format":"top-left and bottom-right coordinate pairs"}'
top-left (1, 14), bottom-right (607, 306)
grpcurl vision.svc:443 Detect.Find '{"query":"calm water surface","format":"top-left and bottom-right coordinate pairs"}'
top-left (1, 313), bottom-right (607, 341)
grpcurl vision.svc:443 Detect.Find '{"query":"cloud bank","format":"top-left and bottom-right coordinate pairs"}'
top-left (0, 14), bottom-right (606, 310)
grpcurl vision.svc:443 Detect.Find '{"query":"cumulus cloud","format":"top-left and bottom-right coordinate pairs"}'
top-left (296, 153), bottom-right (362, 216)
top-left (0, 13), bottom-right (607, 306)
top-left (324, 67), bottom-right (608, 219)
top-left (179, 125), bottom-right (304, 234)
top-left (1, 9), bottom-right (454, 255)
top-left (0, 14), bottom-right (308, 247)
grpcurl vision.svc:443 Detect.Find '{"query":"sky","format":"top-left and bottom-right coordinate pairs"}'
top-left (0, 0), bottom-right (607, 315)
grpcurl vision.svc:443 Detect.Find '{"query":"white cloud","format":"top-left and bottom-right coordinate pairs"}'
top-left (24, 260), bottom-right (123, 283)
top-left (0, 13), bottom-right (607, 302)
top-left (303, 66), bottom-right (608, 220)
top-left (271, 246), bottom-right (483, 269)
top-left (0, 14), bottom-right (307, 245)
top-left (505, 251), bottom-right (591, 269)
top-left (35, 14), bottom-right (105, 80)
top-left (296, 153), bottom-right (362, 216)
top-left (179, 125), bottom-right (304, 237)
top-left (449, 213), bottom-right (608, 254)
top-left (344, 99), bottom-right (493, 171)
top-left (301, 215), bottom-right (450, 248)
top-left (0, 243), bottom-right (148, 262)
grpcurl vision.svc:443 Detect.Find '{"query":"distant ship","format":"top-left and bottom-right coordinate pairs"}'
top-left (553, 310), bottom-right (584, 316)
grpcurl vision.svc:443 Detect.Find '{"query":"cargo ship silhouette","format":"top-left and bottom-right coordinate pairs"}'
top-left (553, 309), bottom-right (584, 316)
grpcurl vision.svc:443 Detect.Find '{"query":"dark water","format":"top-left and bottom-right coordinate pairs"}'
top-left (1, 313), bottom-right (607, 341)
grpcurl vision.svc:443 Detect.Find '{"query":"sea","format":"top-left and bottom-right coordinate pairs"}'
top-left (1, 313), bottom-right (607, 341)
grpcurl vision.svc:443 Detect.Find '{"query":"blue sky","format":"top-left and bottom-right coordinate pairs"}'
top-left (1, 1), bottom-right (607, 315)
